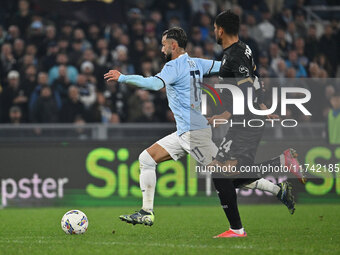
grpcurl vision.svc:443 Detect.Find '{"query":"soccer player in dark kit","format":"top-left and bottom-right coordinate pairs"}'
top-left (208, 10), bottom-right (307, 238)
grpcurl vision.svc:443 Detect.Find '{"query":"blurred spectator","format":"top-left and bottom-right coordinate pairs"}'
top-left (273, 59), bottom-right (287, 83)
top-left (80, 61), bottom-right (97, 86)
top-left (294, 37), bottom-right (308, 68)
top-left (57, 37), bottom-right (70, 54)
top-left (307, 63), bottom-right (329, 121)
top-left (69, 39), bottom-right (83, 67)
top-left (286, 21), bottom-right (298, 44)
top-left (269, 42), bottom-right (283, 69)
top-left (6, 25), bottom-right (21, 44)
top-left (294, 10), bottom-right (308, 38)
top-left (128, 89), bottom-right (151, 122)
top-left (258, 51), bottom-right (276, 77)
top-left (192, 46), bottom-right (204, 58)
top-left (198, 13), bottom-right (212, 41)
top-left (30, 85), bottom-right (59, 123)
top-left (327, 90), bottom-right (340, 144)
top-left (153, 88), bottom-right (170, 122)
top-left (27, 20), bottom-right (45, 53)
top-left (305, 24), bottom-right (319, 63)
top-left (273, 28), bottom-right (291, 57)
top-left (60, 23), bottom-right (73, 41)
top-left (51, 65), bottom-right (72, 101)
top-left (42, 25), bottom-right (57, 53)
top-left (96, 38), bottom-right (111, 68)
top-left (73, 28), bottom-right (91, 50)
top-left (1, 70), bottom-right (28, 122)
top-left (257, 9), bottom-right (275, 46)
top-left (40, 42), bottom-right (59, 72)
top-left (104, 81), bottom-right (128, 122)
top-left (112, 45), bottom-right (134, 75)
top-left (314, 54), bottom-right (332, 77)
top-left (136, 101), bottom-right (160, 122)
top-left (275, 7), bottom-right (293, 29)
top-left (13, 38), bottom-right (25, 61)
top-left (76, 73), bottom-right (96, 109)
top-left (48, 53), bottom-right (78, 85)
top-left (9, 106), bottom-right (23, 124)
top-left (0, 43), bottom-right (16, 79)
top-left (190, 26), bottom-right (204, 47)
top-left (59, 86), bottom-right (86, 123)
top-left (30, 72), bottom-right (62, 112)
top-left (10, 0), bottom-right (32, 35)
top-left (88, 24), bottom-right (101, 48)
top-left (285, 50), bottom-right (307, 78)
top-left (246, 14), bottom-right (264, 45)
top-left (319, 24), bottom-right (338, 76)
top-left (87, 92), bottom-right (115, 123)
top-left (21, 64), bottom-right (37, 96)
top-left (0, 25), bottom-right (7, 45)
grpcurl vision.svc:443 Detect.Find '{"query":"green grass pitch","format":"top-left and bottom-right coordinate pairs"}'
top-left (1, 204), bottom-right (340, 255)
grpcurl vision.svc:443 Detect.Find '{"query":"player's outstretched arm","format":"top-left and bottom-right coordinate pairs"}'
top-left (104, 70), bottom-right (164, 91)
top-left (194, 58), bottom-right (221, 75)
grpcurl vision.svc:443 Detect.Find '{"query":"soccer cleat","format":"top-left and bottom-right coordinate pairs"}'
top-left (281, 148), bottom-right (307, 184)
top-left (277, 181), bottom-right (295, 215)
top-left (119, 209), bottom-right (154, 226)
top-left (213, 229), bottom-right (247, 238)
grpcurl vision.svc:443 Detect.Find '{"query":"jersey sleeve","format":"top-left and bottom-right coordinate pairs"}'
top-left (194, 58), bottom-right (221, 75)
top-left (155, 62), bottom-right (177, 86)
top-left (118, 74), bottom-right (164, 91)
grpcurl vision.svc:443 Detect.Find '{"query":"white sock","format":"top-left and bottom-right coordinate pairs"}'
top-left (231, 228), bottom-right (244, 234)
top-left (244, 178), bottom-right (280, 195)
top-left (139, 150), bottom-right (157, 212)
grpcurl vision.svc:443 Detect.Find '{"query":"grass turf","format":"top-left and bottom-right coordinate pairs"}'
top-left (0, 204), bottom-right (339, 255)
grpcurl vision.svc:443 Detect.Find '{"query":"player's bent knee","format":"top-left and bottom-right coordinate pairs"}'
top-left (139, 150), bottom-right (157, 170)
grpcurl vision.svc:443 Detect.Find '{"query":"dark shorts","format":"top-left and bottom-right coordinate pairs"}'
top-left (215, 125), bottom-right (264, 164)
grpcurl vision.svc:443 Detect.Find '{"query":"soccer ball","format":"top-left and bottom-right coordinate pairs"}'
top-left (61, 210), bottom-right (88, 235)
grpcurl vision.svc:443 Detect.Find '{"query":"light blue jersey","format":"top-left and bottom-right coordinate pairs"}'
top-left (155, 53), bottom-right (220, 135)
top-left (118, 53), bottom-right (220, 135)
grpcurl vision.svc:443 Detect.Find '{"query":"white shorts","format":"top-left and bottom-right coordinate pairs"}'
top-left (156, 128), bottom-right (218, 166)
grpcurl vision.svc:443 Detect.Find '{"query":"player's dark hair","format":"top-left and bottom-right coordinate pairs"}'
top-left (215, 10), bottom-right (240, 35)
top-left (162, 27), bottom-right (187, 49)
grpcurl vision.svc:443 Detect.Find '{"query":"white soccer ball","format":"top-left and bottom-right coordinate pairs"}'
top-left (61, 210), bottom-right (88, 235)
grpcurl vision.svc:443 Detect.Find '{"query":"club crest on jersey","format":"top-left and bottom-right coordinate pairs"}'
top-left (239, 65), bottom-right (249, 77)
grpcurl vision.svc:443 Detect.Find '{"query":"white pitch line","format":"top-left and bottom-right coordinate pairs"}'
top-left (0, 238), bottom-right (253, 250)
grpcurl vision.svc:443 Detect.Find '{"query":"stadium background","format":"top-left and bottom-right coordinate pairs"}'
top-left (0, 0), bottom-right (339, 208)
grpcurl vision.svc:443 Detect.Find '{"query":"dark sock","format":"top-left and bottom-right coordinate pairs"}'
top-left (212, 177), bottom-right (242, 229)
top-left (258, 156), bottom-right (281, 167)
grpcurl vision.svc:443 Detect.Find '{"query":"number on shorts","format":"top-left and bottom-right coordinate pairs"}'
top-left (219, 138), bottom-right (233, 154)
top-left (191, 146), bottom-right (204, 162)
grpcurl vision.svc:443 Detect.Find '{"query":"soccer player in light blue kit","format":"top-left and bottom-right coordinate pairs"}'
top-left (104, 27), bottom-right (290, 227)
top-left (105, 27), bottom-right (220, 226)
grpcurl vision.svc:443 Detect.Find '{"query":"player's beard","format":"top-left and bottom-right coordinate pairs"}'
top-left (216, 36), bottom-right (222, 45)
top-left (164, 52), bottom-right (172, 63)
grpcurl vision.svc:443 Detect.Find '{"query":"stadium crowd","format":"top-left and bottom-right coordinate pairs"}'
top-left (0, 0), bottom-right (339, 124)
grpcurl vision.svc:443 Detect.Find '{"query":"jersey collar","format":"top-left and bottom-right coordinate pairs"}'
top-left (223, 40), bottom-right (239, 51)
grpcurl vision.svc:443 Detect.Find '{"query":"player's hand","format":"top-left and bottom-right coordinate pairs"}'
top-left (207, 115), bottom-right (219, 127)
top-left (104, 70), bottom-right (121, 82)
top-left (259, 103), bottom-right (280, 120)
top-left (207, 111), bottom-right (231, 128)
